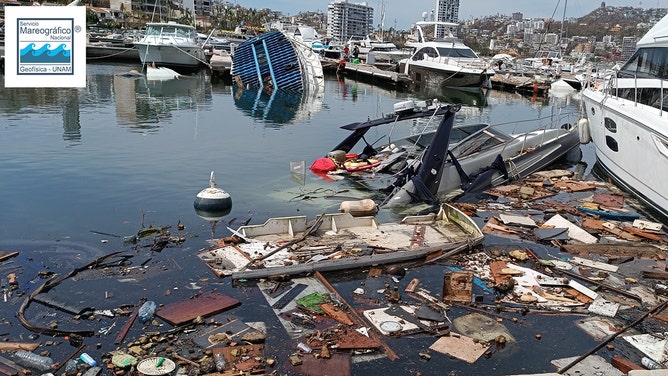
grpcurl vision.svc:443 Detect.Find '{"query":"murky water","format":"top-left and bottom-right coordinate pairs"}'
top-left (0, 62), bottom-right (603, 375)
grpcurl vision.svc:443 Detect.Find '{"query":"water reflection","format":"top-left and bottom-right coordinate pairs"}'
top-left (413, 84), bottom-right (492, 108)
top-left (115, 72), bottom-right (213, 129)
top-left (232, 86), bottom-right (323, 126)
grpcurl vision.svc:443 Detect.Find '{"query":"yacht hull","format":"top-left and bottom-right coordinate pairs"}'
top-left (400, 60), bottom-right (493, 90)
top-left (582, 87), bottom-right (668, 220)
top-left (135, 43), bottom-right (205, 71)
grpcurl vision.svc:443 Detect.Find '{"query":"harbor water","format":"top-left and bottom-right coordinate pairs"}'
top-left (0, 62), bottom-right (608, 375)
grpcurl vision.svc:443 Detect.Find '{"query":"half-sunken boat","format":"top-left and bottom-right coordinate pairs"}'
top-left (232, 30), bottom-right (324, 95)
top-left (197, 203), bottom-right (483, 280)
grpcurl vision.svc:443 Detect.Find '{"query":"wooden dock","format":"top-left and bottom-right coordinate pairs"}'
top-left (322, 57), bottom-right (412, 89)
top-left (490, 73), bottom-right (551, 96)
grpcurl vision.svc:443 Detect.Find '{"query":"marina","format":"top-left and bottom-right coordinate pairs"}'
top-left (3, 3), bottom-right (668, 373)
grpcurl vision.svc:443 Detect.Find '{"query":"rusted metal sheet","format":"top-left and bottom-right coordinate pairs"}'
top-left (156, 291), bottom-right (240, 326)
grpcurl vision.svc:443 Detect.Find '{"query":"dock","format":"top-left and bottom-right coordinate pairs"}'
top-left (208, 50), bottom-right (232, 78)
top-left (322, 57), bottom-right (412, 89)
top-left (491, 72), bottom-right (551, 96)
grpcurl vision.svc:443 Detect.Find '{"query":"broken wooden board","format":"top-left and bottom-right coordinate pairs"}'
top-left (429, 333), bottom-right (490, 364)
top-left (0, 343), bottom-right (40, 352)
top-left (213, 343), bottom-right (265, 373)
top-left (156, 291), bottom-right (240, 326)
top-left (288, 352), bottom-right (351, 376)
top-left (543, 214), bottom-right (597, 244)
top-left (0, 250), bottom-right (19, 264)
top-left (560, 243), bottom-right (665, 259)
top-left (593, 192), bottom-right (624, 208)
top-left (320, 303), bottom-right (353, 326)
top-left (442, 270), bottom-right (473, 302)
top-left (553, 180), bottom-right (597, 192)
top-left (482, 216), bottom-right (521, 238)
top-left (192, 317), bottom-right (265, 348)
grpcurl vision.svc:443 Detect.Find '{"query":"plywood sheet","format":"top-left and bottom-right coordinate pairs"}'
top-left (429, 333), bottom-right (490, 363)
top-left (156, 291), bottom-right (240, 326)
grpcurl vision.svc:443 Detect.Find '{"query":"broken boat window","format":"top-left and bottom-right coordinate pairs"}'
top-left (605, 135), bottom-right (619, 152)
top-left (604, 118), bottom-right (617, 133)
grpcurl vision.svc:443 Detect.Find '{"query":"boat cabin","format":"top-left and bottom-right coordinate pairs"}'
top-left (613, 46), bottom-right (668, 111)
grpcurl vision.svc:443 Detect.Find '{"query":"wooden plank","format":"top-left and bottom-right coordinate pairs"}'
top-left (295, 352), bottom-right (351, 376)
top-left (314, 271), bottom-right (399, 361)
top-left (0, 251), bottom-right (19, 264)
top-left (156, 291), bottom-right (240, 326)
top-left (115, 299), bottom-right (143, 345)
top-left (611, 354), bottom-right (643, 373)
top-left (593, 192), bottom-right (624, 208)
top-left (0, 343), bottom-right (39, 352)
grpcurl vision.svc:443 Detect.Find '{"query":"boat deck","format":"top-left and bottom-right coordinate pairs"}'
top-left (198, 206), bottom-right (483, 279)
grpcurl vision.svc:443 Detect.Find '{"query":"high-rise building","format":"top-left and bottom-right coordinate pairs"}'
top-left (327, 0), bottom-right (373, 43)
top-left (435, 0), bottom-right (459, 38)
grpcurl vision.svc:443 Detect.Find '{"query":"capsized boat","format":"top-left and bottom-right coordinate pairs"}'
top-left (232, 30), bottom-right (324, 95)
top-left (580, 13), bottom-right (668, 221)
top-left (383, 110), bottom-right (582, 208)
top-left (197, 203), bottom-right (483, 280)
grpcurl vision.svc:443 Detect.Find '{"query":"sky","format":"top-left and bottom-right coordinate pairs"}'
top-left (236, 0), bottom-right (666, 29)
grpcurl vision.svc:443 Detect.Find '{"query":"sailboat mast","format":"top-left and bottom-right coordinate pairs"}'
top-left (560, 0), bottom-right (567, 51)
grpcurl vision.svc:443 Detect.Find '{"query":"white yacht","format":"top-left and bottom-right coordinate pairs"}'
top-left (399, 21), bottom-right (494, 91)
top-left (580, 14), bottom-right (668, 220)
top-left (134, 22), bottom-right (207, 72)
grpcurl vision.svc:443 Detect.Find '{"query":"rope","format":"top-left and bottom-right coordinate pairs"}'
top-left (86, 46), bottom-right (137, 60)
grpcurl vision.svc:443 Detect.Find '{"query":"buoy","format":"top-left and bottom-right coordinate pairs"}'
top-left (194, 171), bottom-right (232, 221)
top-left (578, 118), bottom-right (591, 144)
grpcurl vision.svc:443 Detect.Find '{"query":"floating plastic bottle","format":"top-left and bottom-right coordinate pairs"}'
top-left (138, 301), bottom-right (157, 323)
top-left (64, 359), bottom-right (78, 376)
top-left (213, 353), bottom-right (226, 372)
top-left (14, 350), bottom-right (54, 371)
top-left (79, 353), bottom-right (98, 367)
top-left (642, 356), bottom-right (664, 369)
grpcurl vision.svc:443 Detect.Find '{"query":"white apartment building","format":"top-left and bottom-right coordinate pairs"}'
top-left (435, 0), bottom-right (459, 38)
top-left (326, 0), bottom-right (373, 42)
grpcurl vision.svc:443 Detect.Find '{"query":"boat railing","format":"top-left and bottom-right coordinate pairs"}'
top-left (602, 75), bottom-right (668, 115)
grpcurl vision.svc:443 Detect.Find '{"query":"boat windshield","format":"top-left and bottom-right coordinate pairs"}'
top-left (448, 127), bottom-right (509, 158)
top-left (147, 25), bottom-right (195, 39)
top-left (619, 47), bottom-right (668, 79)
top-left (436, 46), bottom-right (478, 59)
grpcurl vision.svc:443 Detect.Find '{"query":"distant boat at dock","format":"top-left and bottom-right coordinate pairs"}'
top-left (134, 22), bottom-right (207, 72)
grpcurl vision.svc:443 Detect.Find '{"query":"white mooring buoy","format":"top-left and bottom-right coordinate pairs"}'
top-left (193, 171), bottom-right (232, 220)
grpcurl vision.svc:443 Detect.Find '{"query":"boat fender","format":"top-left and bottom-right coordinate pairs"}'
top-left (339, 199), bottom-right (378, 217)
top-left (577, 118), bottom-right (591, 144)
